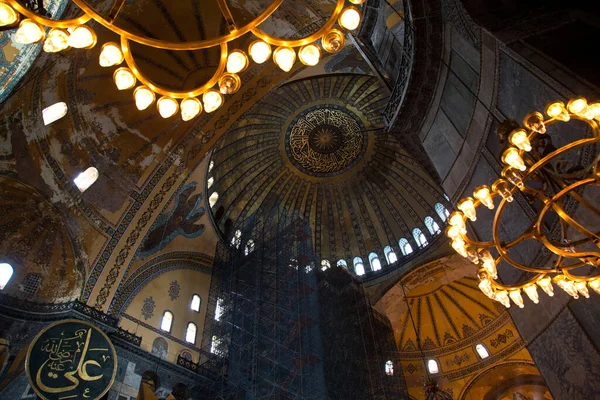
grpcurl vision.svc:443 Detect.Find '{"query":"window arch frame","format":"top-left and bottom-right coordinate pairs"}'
top-left (73, 167), bottom-right (99, 193)
top-left (435, 203), bottom-right (450, 222)
top-left (475, 343), bottom-right (490, 359)
top-left (151, 337), bottom-right (169, 360)
top-left (185, 322), bottom-right (197, 345)
top-left (398, 238), bottom-right (413, 256)
top-left (424, 216), bottom-right (441, 235)
top-left (42, 101), bottom-right (68, 126)
top-left (0, 262), bottom-right (13, 290)
top-left (427, 359), bottom-right (440, 374)
top-left (190, 294), bottom-right (201, 312)
top-left (160, 310), bottom-right (174, 333)
top-left (383, 246), bottom-right (397, 264)
top-left (337, 259), bottom-right (347, 269)
top-left (368, 252), bottom-right (381, 272)
top-left (413, 228), bottom-right (428, 248)
top-left (321, 259), bottom-right (331, 271)
top-left (353, 257), bottom-right (365, 276)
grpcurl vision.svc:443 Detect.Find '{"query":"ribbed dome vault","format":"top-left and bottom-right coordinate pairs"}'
top-left (208, 74), bottom-right (448, 275)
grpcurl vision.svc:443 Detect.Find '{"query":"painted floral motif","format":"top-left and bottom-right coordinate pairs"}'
top-left (141, 296), bottom-right (155, 320)
top-left (169, 280), bottom-right (180, 301)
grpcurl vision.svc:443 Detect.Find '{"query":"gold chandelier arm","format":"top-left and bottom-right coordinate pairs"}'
top-left (216, 0), bottom-right (237, 32)
top-left (250, 0), bottom-right (345, 47)
top-left (71, 0), bottom-right (283, 50)
top-left (563, 269), bottom-right (600, 281)
top-left (121, 37), bottom-right (228, 98)
top-left (489, 274), bottom-right (544, 291)
top-left (540, 235), bottom-right (600, 260)
top-left (4, 0), bottom-right (90, 28)
top-left (523, 136), bottom-right (599, 179)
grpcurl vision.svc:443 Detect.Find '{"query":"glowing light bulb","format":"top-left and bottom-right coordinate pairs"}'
top-left (473, 185), bottom-right (494, 210)
top-left (203, 90), bottom-right (223, 113)
top-left (509, 129), bottom-right (532, 152)
top-left (492, 179), bottom-right (513, 202)
top-left (502, 167), bottom-right (524, 188)
top-left (567, 97), bottom-right (588, 116)
top-left (587, 103), bottom-right (600, 120)
top-left (273, 47), bottom-right (296, 72)
top-left (575, 281), bottom-right (590, 298)
top-left (445, 225), bottom-right (462, 240)
top-left (452, 238), bottom-right (468, 258)
top-left (227, 50), bottom-right (248, 74)
top-left (478, 278), bottom-right (495, 299)
top-left (523, 112), bottom-right (546, 134)
top-left (349, 0), bottom-right (367, 3)
top-left (589, 278), bottom-right (600, 295)
top-left (523, 284), bottom-right (539, 304)
top-left (180, 98), bottom-right (202, 121)
top-left (157, 96), bottom-right (178, 118)
top-left (545, 101), bottom-right (570, 121)
top-left (299, 44), bottom-right (321, 66)
top-left (99, 42), bottom-right (123, 67)
top-left (509, 289), bottom-right (525, 308)
top-left (322, 29), bottom-right (345, 53)
top-left (448, 212), bottom-right (467, 233)
top-left (458, 197), bottom-right (476, 221)
top-left (113, 68), bottom-right (136, 90)
top-left (466, 247), bottom-right (479, 264)
top-left (0, 3), bottom-right (18, 27)
top-left (339, 6), bottom-right (361, 30)
top-left (15, 19), bottom-right (45, 44)
top-left (537, 276), bottom-right (554, 297)
top-left (553, 276), bottom-right (578, 298)
top-left (249, 40), bottom-right (271, 64)
top-left (218, 73), bottom-right (241, 95)
top-left (494, 290), bottom-right (511, 308)
top-left (133, 86), bottom-right (155, 110)
top-left (501, 148), bottom-right (526, 171)
top-left (43, 29), bottom-right (69, 53)
top-left (67, 25), bottom-right (96, 49)
top-left (478, 249), bottom-right (497, 279)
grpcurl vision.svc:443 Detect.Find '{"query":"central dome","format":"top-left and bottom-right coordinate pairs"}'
top-left (287, 106), bottom-right (366, 176)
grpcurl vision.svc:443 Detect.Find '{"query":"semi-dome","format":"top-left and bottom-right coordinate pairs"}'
top-left (207, 73), bottom-right (450, 276)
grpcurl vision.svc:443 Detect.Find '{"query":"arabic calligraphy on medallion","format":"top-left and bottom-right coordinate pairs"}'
top-left (288, 108), bottom-right (364, 175)
top-left (25, 319), bottom-right (117, 400)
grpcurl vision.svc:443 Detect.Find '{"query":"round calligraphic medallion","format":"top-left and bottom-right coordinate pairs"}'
top-left (286, 106), bottom-right (366, 176)
top-left (25, 319), bottom-right (117, 400)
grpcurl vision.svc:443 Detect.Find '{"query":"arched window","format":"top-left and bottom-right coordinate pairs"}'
top-left (321, 259), bottom-right (331, 271)
top-left (160, 311), bottom-right (173, 332)
top-left (185, 322), bottom-right (197, 344)
top-left (211, 335), bottom-right (223, 356)
top-left (231, 230), bottom-right (242, 249)
top-left (398, 238), bottom-right (413, 256)
top-left (337, 259), bottom-right (347, 269)
top-left (475, 343), bottom-right (489, 359)
top-left (244, 239), bottom-right (255, 256)
top-left (180, 350), bottom-right (193, 361)
top-left (413, 228), bottom-right (428, 247)
top-left (384, 246), bottom-right (397, 264)
top-left (190, 294), bottom-right (201, 312)
top-left (369, 252), bottom-right (381, 272)
top-left (42, 102), bottom-right (68, 126)
top-left (208, 160), bottom-right (214, 172)
top-left (215, 298), bottom-right (224, 321)
top-left (207, 177), bottom-right (214, 189)
top-left (427, 359), bottom-right (439, 374)
top-left (424, 216), bottom-right (441, 235)
top-left (151, 337), bottom-right (168, 360)
top-left (73, 167), bottom-right (99, 192)
top-left (0, 263), bottom-right (13, 290)
top-left (21, 273), bottom-right (42, 295)
top-left (385, 360), bottom-right (394, 376)
top-left (435, 203), bottom-right (450, 222)
top-left (209, 192), bottom-right (219, 208)
top-left (353, 257), bottom-right (365, 276)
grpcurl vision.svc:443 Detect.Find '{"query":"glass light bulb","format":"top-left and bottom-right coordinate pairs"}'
top-left (501, 148), bottom-right (526, 171)
top-left (553, 276), bottom-right (578, 298)
top-left (67, 25), bottom-right (96, 49)
top-left (218, 73), bottom-right (241, 95)
top-left (113, 68), bottom-right (136, 90)
top-left (587, 103), bottom-right (600, 120)
top-left (0, 3), bottom-right (18, 27)
top-left (502, 167), bottom-right (524, 188)
top-left (492, 179), bottom-right (513, 202)
top-left (99, 42), bottom-right (123, 67)
top-left (298, 44), bottom-right (321, 66)
top-left (494, 290), bottom-right (511, 308)
top-left (249, 40), bottom-right (271, 64)
top-left (43, 29), bottom-right (69, 53)
top-left (575, 281), bottom-right (590, 298)
top-left (458, 197), bottom-right (477, 221)
top-left (567, 97), bottom-right (588, 115)
top-left (227, 50), bottom-right (248, 74)
top-left (588, 278), bottom-right (600, 295)
top-left (509, 129), bottom-right (532, 152)
top-left (509, 290), bottom-right (524, 308)
top-left (445, 225), bottom-right (462, 239)
top-left (322, 29), bottom-right (345, 53)
top-left (273, 47), bottom-right (296, 72)
top-left (478, 278), bottom-right (495, 299)
top-left (537, 276), bottom-right (554, 297)
top-left (15, 19), bottom-right (45, 44)
top-left (524, 112), bottom-right (546, 134)
top-left (466, 247), bottom-right (479, 264)
top-left (339, 7), bottom-right (361, 31)
top-left (523, 284), bottom-right (539, 304)
top-left (452, 238), bottom-right (468, 258)
top-left (203, 90), bottom-right (223, 113)
top-left (545, 101), bottom-right (570, 122)
top-left (180, 98), bottom-right (202, 121)
top-left (133, 86), bottom-right (155, 110)
top-left (448, 212), bottom-right (467, 233)
top-left (157, 96), bottom-right (178, 118)
top-left (473, 186), bottom-right (494, 210)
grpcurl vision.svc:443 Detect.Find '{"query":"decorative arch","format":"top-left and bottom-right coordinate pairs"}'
top-left (383, 246), bottom-right (397, 264)
top-left (435, 203), bottom-right (449, 222)
top-left (368, 252), bottom-right (382, 271)
top-left (424, 216), bottom-right (440, 235)
top-left (151, 337), bottom-right (168, 359)
top-left (413, 228), bottom-right (428, 247)
top-left (353, 257), bottom-right (365, 276)
top-left (398, 238), bottom-right (413, 256)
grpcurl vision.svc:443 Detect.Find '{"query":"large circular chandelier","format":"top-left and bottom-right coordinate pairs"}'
top-left (0, 0), bottom-right (365, 120)
top-left (446, 98), bottom-right (600, 308)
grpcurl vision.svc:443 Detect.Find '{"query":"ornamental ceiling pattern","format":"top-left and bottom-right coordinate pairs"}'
top-left (208, 73), bottom-right (447, 267)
